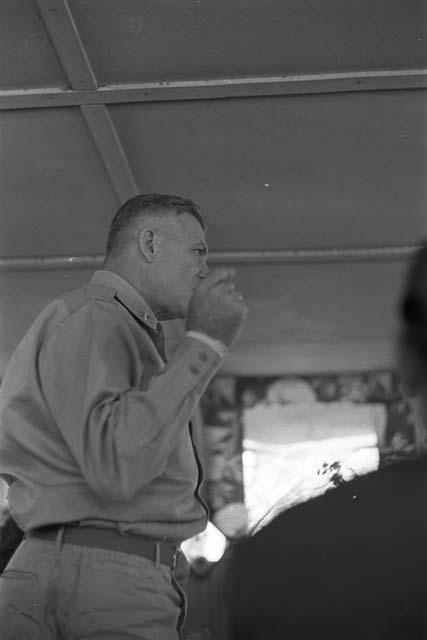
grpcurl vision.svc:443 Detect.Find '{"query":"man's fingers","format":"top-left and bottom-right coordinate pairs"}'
top-left (225, 288), bottom-right (246, 306)
top-left (225, 281), bottom-right (236, 293)
top-left (232, 292), bottom-right (245, 304)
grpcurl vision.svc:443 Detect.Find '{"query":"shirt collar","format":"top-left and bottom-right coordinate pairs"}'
top-left (90, 270), bottom-right (160, 331)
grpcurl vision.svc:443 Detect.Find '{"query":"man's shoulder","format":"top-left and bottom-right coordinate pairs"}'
top-left (56, 282), bottom-right (89, 315)
top-left (47, 281), bottom-right (155, 345)
top-left (34, 282), bottom-right (92, 329)
top-left (18, 281), bottom-right (118, 346)
top-left (45, 282), bottom-right (133, 337)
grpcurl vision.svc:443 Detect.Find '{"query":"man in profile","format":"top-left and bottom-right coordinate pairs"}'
top-left (0, 193), bottom-right (247, 639)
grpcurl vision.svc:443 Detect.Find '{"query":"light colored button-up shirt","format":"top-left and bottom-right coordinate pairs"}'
top-left (0, 270), bottom-right (223, 542)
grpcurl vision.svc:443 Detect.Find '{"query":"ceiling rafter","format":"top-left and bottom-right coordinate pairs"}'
top-left (35, 0), bottom-right (138, 202)
top-left (0, 246), bottom-right (418, 271)
top-left (1, 69), bottom-right (426, 111)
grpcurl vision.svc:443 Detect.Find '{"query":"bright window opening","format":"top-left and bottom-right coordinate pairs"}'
top-left (242, 401), bottom-right (383, 532)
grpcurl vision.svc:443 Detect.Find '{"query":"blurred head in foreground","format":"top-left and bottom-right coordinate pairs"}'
top-left (228, 241), bottom-right (427, 640)
top-left (398, 242), bottom-right (427, 425)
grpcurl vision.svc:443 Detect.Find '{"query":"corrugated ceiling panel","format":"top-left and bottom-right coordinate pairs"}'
top-left (111, 90), bottom-right (427, 251)
top-left (0, 108), bottom-right (118, 257)
top-left (69, 0), bottom-right (426, 83)
top-left (210, 259), bottom-right (408, 374)
top-left (0, 0), bottom-right (69, 89)
top-left (2, 92), bottom-right (425, 258)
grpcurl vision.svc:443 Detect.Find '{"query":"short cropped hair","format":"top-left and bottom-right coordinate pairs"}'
top-left (105, 193), bottom-right (206, 257)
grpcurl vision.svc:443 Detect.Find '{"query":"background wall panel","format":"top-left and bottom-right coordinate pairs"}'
top-left (0, 0), bottom-right (69, 89)
top-left (111, 90), bottom-right (427, 251)
top-left (69, 0), bottom-right (427, 83)
top-left (0, 108), bottom-right (118, 257)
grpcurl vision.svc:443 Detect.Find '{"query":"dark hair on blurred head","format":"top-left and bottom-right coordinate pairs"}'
top-left (398, 242), bottom-right (427, 394)
top-left (105, 193), bottom-right (206, 258)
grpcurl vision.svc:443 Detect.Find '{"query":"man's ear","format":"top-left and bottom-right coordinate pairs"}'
top-left (138, 228), bottom-right (161, 263)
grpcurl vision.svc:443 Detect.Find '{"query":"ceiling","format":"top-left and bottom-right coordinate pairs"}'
top-left (1, 0), bottom-right (426, 377)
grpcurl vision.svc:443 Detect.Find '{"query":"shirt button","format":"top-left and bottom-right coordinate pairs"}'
top-left (189, 365), bottom-right (199, 375)
top-left (198, 352), bottom-right (208, 363)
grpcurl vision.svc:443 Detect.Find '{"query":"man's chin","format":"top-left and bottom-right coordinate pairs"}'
top-left (159, 305), bottom-right (187, 322)
top-left (158, 294), bottom-right (190, 321)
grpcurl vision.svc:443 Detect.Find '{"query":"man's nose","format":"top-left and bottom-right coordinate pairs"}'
top-left (199, 262), bottom-right (209, 278)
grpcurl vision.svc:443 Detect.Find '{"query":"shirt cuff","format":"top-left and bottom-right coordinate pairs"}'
top-left (186, 331), bottom-right (228, 358)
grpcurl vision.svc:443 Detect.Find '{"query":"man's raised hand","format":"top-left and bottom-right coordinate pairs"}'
top-left (187, 268), bottom-right (248, 348)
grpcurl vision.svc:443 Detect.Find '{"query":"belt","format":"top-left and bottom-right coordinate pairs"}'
top-left (28, 524), bottom-right (181, 569)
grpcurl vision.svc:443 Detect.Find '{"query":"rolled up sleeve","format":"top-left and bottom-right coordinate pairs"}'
top-left (38, 300), bottom-right (221, 501)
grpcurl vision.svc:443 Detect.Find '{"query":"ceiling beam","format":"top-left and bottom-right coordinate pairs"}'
top-left (80, 104), bottom-right (138, 202)
top-left (0, 246), bottom-right (418, 271)
top-left (1, 69), bottom-right (426, 111)
top-left (35, 0), bottom-right (138, 201)
top-left (35, 0), bottom-right (97, 90)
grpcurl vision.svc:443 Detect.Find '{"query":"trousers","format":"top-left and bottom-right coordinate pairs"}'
top-left (0, 528), bottom-right (190, 639)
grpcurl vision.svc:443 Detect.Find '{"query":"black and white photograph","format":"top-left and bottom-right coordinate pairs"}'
top-left (0, 1), bottom-right (426, 638)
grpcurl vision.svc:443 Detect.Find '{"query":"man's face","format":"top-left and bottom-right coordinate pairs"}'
top-left (154, 212), bottom-right (209, 319)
